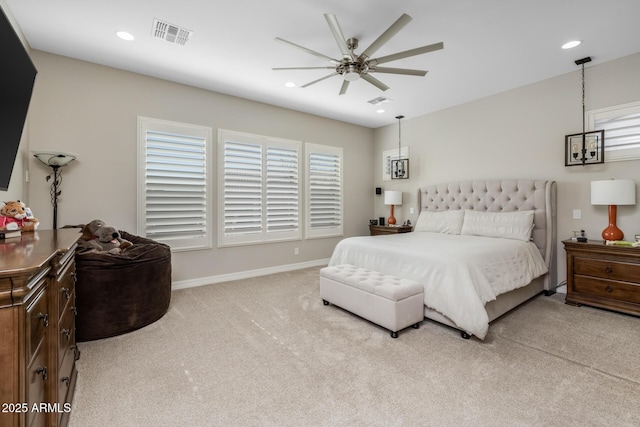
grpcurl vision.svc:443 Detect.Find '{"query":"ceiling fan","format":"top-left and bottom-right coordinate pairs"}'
top-left (273, 13), bottom-right (444, 95)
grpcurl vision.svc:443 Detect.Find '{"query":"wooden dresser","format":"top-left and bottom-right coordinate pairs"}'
top-left (0, 229), bottom-right (79, 427)
top-left (563, 239), bottom-right (640, 316)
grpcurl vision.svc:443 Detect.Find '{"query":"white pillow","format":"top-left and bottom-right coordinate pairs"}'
top-left (414, 210), bottom-right (465, 234)
top-left (460, 210), bottom-right (535, 241)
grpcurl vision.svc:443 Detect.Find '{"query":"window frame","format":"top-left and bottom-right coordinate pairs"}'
top-left (137, 116), bottom-right (213, 252)
top-left (587, 100), bottom-right (640, 162)
top-left (218, 129), bottom-right (302, 247)
top-left (305, 142), bottom-right (344, 239)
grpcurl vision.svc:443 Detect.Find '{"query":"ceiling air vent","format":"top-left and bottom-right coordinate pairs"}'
top-left (152, 19), bottom-right (192, 46)
top-left (367, 96), bottom-right (393, 107)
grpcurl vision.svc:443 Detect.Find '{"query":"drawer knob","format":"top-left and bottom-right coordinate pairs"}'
top-left (62, 329), bottom-right (71, 340)
top-left (71, 305), bottom-right (78, 316)
top-left (606, 285), bottom-right (613, 293)
top-left (605, 266), bottom-right (613, 274)
top-left (36, 366), bottom-right (48, 381)
top-left (38, 313), bottom-right (49, 327)
top-left (62, 377), bottom-right (70, 387)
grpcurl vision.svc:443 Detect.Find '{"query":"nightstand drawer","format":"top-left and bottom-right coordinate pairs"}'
top-left (574, 276), bottom-right (640, 304)
top-left (574, 257), bottom-right (640, 282)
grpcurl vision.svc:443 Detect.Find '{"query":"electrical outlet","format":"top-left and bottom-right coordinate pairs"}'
top-left (409, 207), bottom-right (414, 214)
top-left (572, 209), bottom-right (581, 220)
top-left (294, 247), bottom-right (299, 255)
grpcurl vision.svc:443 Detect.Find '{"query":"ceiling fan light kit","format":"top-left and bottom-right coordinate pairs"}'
top-left (273, 13), bottom-right (443, 95)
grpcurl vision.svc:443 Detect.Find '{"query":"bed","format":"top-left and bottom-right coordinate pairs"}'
top-left (328, 180), bottom-right (557, 339)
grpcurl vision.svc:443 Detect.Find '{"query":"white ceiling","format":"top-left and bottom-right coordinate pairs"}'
top-left (6, 0), bottom-right (640, 128)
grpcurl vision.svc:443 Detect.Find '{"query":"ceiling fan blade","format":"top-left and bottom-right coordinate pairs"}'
top-left (301, 72), bottom-right (338, 88)
top-left (359, 13), bottom-right (412, 60)
top-left (370, 66), bottom-right (427, 76)
top-left (370, 42), bottom-right (444, 65)
top-left (274, 37), bottom-right (339, 63)
top-left (361, 74), bottom-right (389, 91)
top-left (273, 67), bottom-right (335, 71)
top-left (339, 80), bottom-right (350, 95)
top-left (324, 14), bottom-right (352, 58)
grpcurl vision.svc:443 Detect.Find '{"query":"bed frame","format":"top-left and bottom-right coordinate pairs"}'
top-left (417, 180), bottom-right (557, 337)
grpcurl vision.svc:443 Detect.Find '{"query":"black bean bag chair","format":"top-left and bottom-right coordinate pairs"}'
top-left (75, 231), bottom-right (171, 341)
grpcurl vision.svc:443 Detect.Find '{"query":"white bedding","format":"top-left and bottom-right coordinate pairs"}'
top-left (328, 232), bottom-right (548, 339)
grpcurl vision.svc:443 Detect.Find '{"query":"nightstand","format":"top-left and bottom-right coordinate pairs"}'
top-left (563, 239), bottom-right (640, 316)
top-left (369, 225), bottom-right (413, 236)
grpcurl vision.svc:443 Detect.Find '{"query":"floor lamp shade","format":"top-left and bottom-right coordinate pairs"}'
top-left (384, 191), bottom-right (402, 225)
top-left (591, 179), bottom-right (636, 241)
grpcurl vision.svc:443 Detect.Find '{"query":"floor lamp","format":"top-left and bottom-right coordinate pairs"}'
top-left (32, 151), bottom-right (77, 229)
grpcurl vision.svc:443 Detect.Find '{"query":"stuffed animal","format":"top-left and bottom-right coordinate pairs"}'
top-left (81, 220), bottom-right (132, 254)
top-left (0, 201), bottom-right (39, 232)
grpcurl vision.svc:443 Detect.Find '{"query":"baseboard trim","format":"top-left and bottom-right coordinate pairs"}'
top-left (171, 258), bottom-right (330, 291)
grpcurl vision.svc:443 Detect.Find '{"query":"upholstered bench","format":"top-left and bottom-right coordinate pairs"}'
top-left (320, 264), bottom-right (424, 338)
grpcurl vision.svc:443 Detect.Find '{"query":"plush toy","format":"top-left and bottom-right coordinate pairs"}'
top-left (0, 201), bottom-right (39, 232)
top-left (81, 220), bottom-right (132, 254)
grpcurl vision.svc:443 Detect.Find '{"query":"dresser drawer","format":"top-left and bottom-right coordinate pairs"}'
top-left (27, 344), bottom-right (48, 427)
top-left (574, 256), bottom-right (640, 282)
top-left (573, 276), bottom-right (640, 304)
top-left (26, 287), bottom-right (49, 363)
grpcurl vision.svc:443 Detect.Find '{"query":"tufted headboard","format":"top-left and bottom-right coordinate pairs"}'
top-left (418, 180), bottom-right (557, 289)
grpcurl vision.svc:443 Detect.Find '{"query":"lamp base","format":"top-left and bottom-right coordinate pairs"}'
top-left (602, 204), bottom-right (624, 241)
top-left (388, 204), bottom-right (397, 225)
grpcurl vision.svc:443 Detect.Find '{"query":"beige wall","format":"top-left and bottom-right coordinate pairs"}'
top-left (373, 52), bottom-right (640, 287)
top-left (27, 51), bottom-right (374, 283)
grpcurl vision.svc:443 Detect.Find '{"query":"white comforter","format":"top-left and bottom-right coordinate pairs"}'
top-left (328, 232), bottom-right (548, 339)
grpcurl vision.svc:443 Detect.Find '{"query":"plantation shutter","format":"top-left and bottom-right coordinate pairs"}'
top-left (218, 130), bottom-right (301, 247)
top-left (306, 143), bottom-right (343, 239)
top-left (138, 117), bottom-right (212, 251)
top-left (588, 101), bottom-right (640, 162)
top-left (266, 146), bottom-right (299, 233)
top-left (223, 140), bottom-right (263, 237)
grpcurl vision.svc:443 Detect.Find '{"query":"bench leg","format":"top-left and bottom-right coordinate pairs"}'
top-left (322, 299), bottom-right (329, 306)
top-left (390, 331), bottom-right (399, 339)
top-left (461, 331), bottom-right (471, 339)
top-left (412, 322), bottom-right (420, 329)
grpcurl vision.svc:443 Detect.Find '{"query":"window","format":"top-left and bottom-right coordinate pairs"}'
top-left (218, 129), bottom-right (300, 247)
top-left (588, 101), bottom-right (640, 162)
top-left (138, 117), bottom-right (212, 251)
top-left (305, 143), bottom-right (343, 239)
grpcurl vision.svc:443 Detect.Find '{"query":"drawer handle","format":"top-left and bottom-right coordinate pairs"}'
top-left (62, 377), bottom-right (70, 387)
top-left (61, 287), bottom-right (70, 299)
top-left (72, 345), bottom-right (81, 361)
top-left (62, 329), bottom-right (71, 340)
top-left (38, 313), bottom-right (49, 327)
top-left (36, 366), bottom-right (48, 381)
top-left (71, 271), bottom-right (77, 281)
top-left (605, 266), bottom-right (613, 274)
top-left (71, 305), bottom-right (78, 316)
top-left (606, 285), bottom-right (613, 293)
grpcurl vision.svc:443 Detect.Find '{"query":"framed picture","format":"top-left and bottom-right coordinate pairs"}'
top-left (382, 147), bottom-right (409, 181)
top-left (564, 130), bottom-right (605, 166)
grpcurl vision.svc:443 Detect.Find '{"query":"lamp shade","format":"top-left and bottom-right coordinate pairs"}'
top-left (384, 190), bottom-right (402, 206)
top-left (591, 180), bottom-right (636, 205)
top-left (32, 151), bottom-right (78, 167)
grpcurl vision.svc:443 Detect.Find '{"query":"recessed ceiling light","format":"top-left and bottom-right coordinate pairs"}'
top-left (116, 31), bottom-right (135, 41)
top-left (562, 40), bottom-right (581, 49)
top-left (284, 82), bottom-right (296, 88)
top-left (376, 109), bottom-right (385, 114)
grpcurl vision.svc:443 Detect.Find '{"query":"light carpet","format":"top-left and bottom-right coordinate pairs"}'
top-left (69, 267), bottom-right (640, 426)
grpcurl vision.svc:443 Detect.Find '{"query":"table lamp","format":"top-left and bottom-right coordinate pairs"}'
top-left (590, 179), bottom-right (636, 241)
top-left (384, 190), bottom-right (402, 225)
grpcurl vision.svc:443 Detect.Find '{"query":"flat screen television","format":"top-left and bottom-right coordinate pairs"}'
top-left (0, 6), bottom-right (37, 191)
